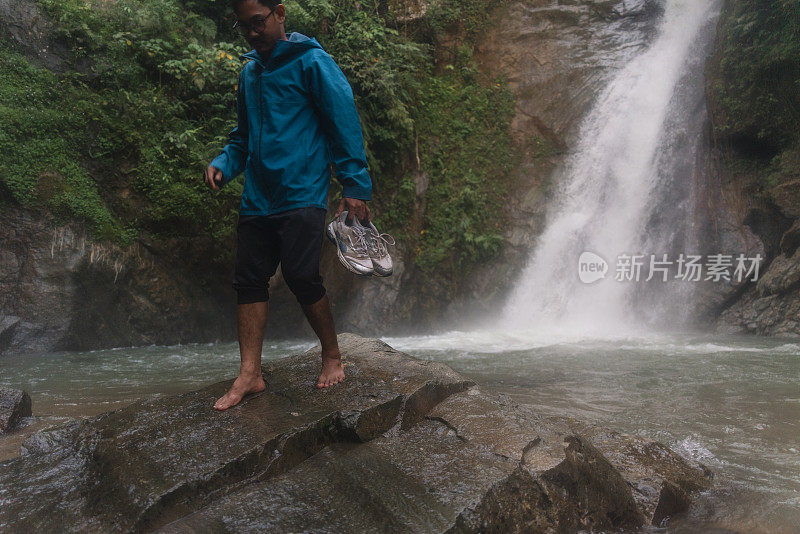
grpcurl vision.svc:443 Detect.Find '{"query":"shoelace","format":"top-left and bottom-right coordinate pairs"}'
top-left (345, 225), bottom-right (371, 257)
top-left (366, 229), bottom-right (395, 256)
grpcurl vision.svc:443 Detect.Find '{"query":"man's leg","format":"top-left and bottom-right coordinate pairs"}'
top-left (215, 214), bottom-right (278, 410)
top-left (300, 294), bottom-right (344, 388)
top-left (213, 301), bottom-right (268, 410)
top-left (278, 207), bottom-right (344, 389)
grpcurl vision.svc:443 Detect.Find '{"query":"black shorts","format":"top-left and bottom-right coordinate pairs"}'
top-left (232, 207), bottom-right (327, 305)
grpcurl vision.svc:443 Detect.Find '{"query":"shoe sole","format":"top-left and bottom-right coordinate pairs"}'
top-left (326, 222), bottom-right (336, 244)
top-left (336, 247), bottom-right (373, 276)
top-left (372, 267), bottom-right (393, 277)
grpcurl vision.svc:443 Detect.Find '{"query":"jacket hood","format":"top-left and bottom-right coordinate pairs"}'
top-left (240, 32), bottom-right (323, 69)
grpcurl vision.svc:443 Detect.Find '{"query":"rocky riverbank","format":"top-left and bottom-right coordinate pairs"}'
top-left (0, 334), bottom-right (711, 533)
top-left (702, 0), bottom-right (800, 336)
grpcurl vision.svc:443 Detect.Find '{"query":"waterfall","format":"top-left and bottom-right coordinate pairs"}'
top-left (499, 0), bottom-right (721, 337)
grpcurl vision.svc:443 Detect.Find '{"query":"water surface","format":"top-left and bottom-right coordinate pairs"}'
top-left (1, 331), bottom-right (798, 532)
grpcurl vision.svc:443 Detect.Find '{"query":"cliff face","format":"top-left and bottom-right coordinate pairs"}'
top-left (0, 205), bottom-right (236, 354)
top-left (700, 0), bottom-right (800, 336)
top-left (438, 0), bottom-right (664, 322)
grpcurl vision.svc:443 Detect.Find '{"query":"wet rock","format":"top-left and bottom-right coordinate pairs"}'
top-left (0, 387), bottom-right (32, 433)
top-left (699, 191), bottom-right (800, 334)
top-left (563, 420), bottom-right (712, 527)
top-left (756, 246), bottom-right (800, 298)
top-left (159, 381), bottom-right (709, 533)
top-left (713, 239), bottom-right (800, 336)
top-left (0, 315), bottom-right (22, 355)
top-left (0, 334), bottom-right (472, 532)
top-left (0, 0), bottom-right (71, 72)
top-left (0, 335), bottom-right (710, 533)
top-left (779, 219), bottom-right (800, 258)
top-left (0, 205), bottom-right (236, 356)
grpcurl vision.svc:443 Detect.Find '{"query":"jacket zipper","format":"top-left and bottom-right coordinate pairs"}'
top-left (258, 67), bottom-right (263, 174)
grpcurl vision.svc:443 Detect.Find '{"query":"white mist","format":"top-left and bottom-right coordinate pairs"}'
top-left (498, 0), bottom-right (720, 338)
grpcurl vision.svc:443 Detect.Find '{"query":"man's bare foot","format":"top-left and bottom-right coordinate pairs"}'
top-left (317, 353), bottom-right (345, 388)
top-left (213, 373), bottom-right (266, 410)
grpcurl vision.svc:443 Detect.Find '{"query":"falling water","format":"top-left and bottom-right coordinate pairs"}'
top-left (500, 0), bottom-right (721, 336)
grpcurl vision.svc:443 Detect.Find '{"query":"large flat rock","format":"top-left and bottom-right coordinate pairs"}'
top-left (0, 334), bottom-right (472, 532)
top-left (160, 388), bottom-right (710, 533)
top-left (0, 334), bottom-right (710, 533)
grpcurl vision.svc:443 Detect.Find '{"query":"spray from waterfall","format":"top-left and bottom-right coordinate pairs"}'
top-left (498, 0), bottom-right (721, 338)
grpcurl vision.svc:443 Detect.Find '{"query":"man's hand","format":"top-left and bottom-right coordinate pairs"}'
top-left (204, 165), bottom-right (224, 191)
top-left (335, 198), bottom-right (370, 224)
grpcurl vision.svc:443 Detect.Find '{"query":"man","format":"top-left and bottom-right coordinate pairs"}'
top-left (204, 0), bottom-right (373, 410)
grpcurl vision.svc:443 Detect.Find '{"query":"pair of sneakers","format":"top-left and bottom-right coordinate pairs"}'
top-left (326, 211), bottom-right (395, 277)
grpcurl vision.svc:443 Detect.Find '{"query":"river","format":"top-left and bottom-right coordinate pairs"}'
top-left (1, 330), bottom-right (798, 532)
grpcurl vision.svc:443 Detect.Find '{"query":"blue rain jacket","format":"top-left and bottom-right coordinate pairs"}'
top-left (210, 32), bottom-right (373, 215)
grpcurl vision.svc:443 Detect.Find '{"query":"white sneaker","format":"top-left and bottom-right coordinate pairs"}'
top-left (355, 218), bottom-right (395, 277)
top-left (326, 211), bottom-right (374, 276)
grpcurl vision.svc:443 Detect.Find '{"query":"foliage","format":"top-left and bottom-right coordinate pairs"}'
top-left (425, 0), bottom-right (510, 40)
top-left (0, 47), bottom-right (132, 243)
top-left (2, 0), bottom-right (517, 277)
top-left (708, 0), bottom-right (800, 207)
top-left (709, 0), bottom-right (800, 154)
top-left (9, 0), bottom-right (246, 244)
top-left (411, 59), bottom-right (515, 273)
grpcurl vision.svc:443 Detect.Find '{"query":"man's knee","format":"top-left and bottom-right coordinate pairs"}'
top-left (283, 271), bottom-right (325, 305)
top-left (233, 284), bottom-right (269, 304)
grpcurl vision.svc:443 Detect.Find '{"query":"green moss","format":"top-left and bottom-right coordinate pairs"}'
top-left (0, 47), bottom-right (127, 242)
top-left (412, 64), bottom-right (516, 274)
top-left (3, 0), bottom-right (518, 277)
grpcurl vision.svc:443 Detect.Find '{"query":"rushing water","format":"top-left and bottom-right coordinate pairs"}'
top-left (1, 332), bottom-right (798, 532)
top-left (502, 0), bottom-right (721, 332)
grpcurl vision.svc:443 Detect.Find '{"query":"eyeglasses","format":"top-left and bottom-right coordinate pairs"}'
top-left (232, 7), bottom-right (277, 35)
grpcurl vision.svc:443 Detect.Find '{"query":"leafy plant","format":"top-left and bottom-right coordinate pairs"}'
top-left (3, 0), bottom-right (517, 279)
top-left (709, 0), bottom-right (800, 154)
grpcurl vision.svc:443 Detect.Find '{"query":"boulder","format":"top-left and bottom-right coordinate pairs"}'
top-left (714, 242), bottom-right (800, 336)
top-left (563, 420), bottom-right (713, 527)
top-left (0, 386), bottom-right (32, 433)
top-left (0, 334), bottom-right (710, 533)
top-left (0, 0), bottom-right (71, 72)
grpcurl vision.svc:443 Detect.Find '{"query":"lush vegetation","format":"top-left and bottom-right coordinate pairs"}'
top-left (707, 0), bottom-right (799, 194)
top-left (0, 0), bottom-right (515, 277)
top-left (0, 50), bottom-right (131, 242)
